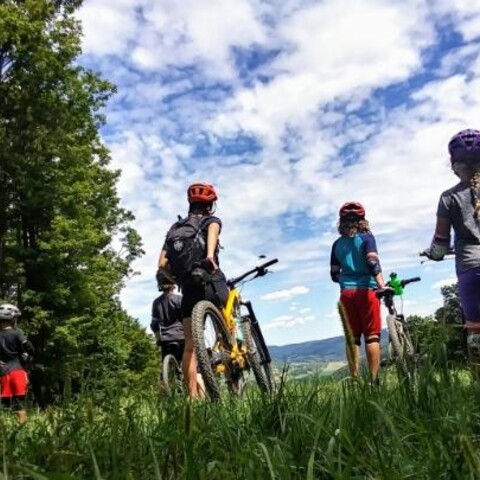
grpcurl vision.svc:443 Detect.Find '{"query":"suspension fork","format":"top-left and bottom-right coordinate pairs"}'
top-left (242, 301), bottom-right (271, 364)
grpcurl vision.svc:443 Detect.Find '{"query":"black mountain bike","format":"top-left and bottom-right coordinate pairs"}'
top-left (376, 273), bottom-right (421, 382)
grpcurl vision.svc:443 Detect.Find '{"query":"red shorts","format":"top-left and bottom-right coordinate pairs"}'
top-left (0, 369), bottom-right (28, 398)
top-left (340, 289), bottom-right (381, 338)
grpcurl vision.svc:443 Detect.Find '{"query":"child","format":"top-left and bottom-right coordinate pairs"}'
top-left (425, 129), bottom-right (480, 367)
top-left (0, 303), bottom-right (34, 422)
top-left (330, 202), bottom-right (386, 380)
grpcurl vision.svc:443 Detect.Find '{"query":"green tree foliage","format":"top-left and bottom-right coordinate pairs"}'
top-left (0, 0), bottom-right (157, 403)
top-left (407, 283), bottom-right (466, 366)
top-left (434, 283), bottom-right (466, 363)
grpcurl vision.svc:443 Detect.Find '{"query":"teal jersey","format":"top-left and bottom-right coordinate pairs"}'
top-left (330, 233), bottom-right (378, 289)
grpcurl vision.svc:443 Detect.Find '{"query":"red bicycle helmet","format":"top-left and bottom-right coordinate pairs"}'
top-left (339, 201), bottom-right (365, 219)
top-left (187, 182), bottom-right (218, 203)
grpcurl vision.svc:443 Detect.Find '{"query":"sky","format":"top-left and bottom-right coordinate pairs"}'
top-left (77, 0), bottom-right (480, 346)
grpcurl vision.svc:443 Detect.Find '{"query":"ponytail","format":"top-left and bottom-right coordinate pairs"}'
top-left (470, 171), bottom-right (480, 221)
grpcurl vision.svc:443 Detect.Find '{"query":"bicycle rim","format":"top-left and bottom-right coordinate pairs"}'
top-left (162, 354), bottom-right (183, 394)
top-left (387, 314), bottom-right (416, 382)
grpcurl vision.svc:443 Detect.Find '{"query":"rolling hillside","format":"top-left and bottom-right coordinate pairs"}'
top-left (269, 330), bottom-right (389, 363)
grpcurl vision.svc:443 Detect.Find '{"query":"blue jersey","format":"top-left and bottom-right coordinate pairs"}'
top-left (330, 233), bottom-right (378, 289)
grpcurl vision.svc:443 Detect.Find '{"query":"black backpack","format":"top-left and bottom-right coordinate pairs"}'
top-left (165, 215), bottom-right (208, 285)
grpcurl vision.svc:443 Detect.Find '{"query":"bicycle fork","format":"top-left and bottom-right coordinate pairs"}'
top-left (241, 301), bottom-right (272, 365)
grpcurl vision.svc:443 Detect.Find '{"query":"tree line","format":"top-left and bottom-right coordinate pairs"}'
top-left (0, 0), bottom-right (157, 405)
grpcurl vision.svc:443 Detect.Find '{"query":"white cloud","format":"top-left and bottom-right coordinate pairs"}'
top-left (264, 314), bottom-right (316, 331)
top-left (74, 1), bottom-right (480, 341)
top-left (431, 278), bottom-right (457, 289)
top-left (261, 286), bottom-right (310, 301)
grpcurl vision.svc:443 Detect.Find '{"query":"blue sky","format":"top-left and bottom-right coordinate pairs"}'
top-left (77, 0), bottom-right (480, 346)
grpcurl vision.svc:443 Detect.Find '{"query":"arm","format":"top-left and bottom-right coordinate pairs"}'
top-left (366, 252), bottom-right (385, 289)
top-left (206, 221), bottom-right (220, 271)
top-left (150, 301), bottom-right (162, 346)
top-left (363, 235), bottom-right (385, 289)
top-left (157, 246), bottom-right (177, 283)
top-left (330, 242), bottom-right (341, 283)
top-left (428, 216), bottom-right (452, 260)
top-left (158, 248), bottom-right (168, 269)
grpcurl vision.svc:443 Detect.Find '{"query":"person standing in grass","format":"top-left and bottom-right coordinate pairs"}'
top-left (0, 303), bottom-right (34, 423)
top-left (151, 271), bottom-right (185, 365)
top-left (330, 202), bottom-right (386, 382)
top-left (158, 182), bottom-right (229, 398)
top-left (424, 129), bottom-right (480, 371)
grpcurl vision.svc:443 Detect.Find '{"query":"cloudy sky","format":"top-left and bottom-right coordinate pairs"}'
top-left (78, 0), bottom-right (480, 346)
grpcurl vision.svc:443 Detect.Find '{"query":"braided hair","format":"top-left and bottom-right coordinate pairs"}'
top-left (470, 169), bottom-right (480, 221)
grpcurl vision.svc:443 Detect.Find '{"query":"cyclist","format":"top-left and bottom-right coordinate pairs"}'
top-left (0, 303), bottom-right (34, 423)
top-left (158, 182), bottom-right (229, 398)
top-left (330, 202), bottom-right (386, 381)
top-left (150, 271), bottom-right (184, 368)
top-left (424, 129), bottom-right (480, 368)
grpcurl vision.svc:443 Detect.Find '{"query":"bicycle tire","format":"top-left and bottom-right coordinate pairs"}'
top-left (191, 300), bottom-right (231, 400)
top-left (241, 319), bottom-right (271, 394)
top-left (162, 354), bottom-right (183, 394)
top-left (387, 314), bottom-right (415, 380)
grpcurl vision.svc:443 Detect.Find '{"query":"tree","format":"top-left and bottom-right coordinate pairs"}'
top-left (0, 0), bottom-right (156, 403)
top-left (407, 283), bottom-right (466, 366)
top-left (434, 283), bottom-right (466, 363)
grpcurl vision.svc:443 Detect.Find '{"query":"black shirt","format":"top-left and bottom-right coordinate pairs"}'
top-left (0, 328), bottom-right (28, 375)
top-left (150, 293), bottom-right (184, 343)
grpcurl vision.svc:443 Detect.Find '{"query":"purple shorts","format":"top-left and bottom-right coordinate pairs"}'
top-left (458, 266), bottom-right (480, 321)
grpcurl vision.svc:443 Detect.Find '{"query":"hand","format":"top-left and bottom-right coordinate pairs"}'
top-left (206, 256), bottom-right (218, 272)
top-left (421, 248), bottom-right (444, 262)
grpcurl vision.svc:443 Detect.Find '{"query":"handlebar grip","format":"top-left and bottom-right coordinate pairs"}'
top-left (260, 258), bottom-right (278, 269)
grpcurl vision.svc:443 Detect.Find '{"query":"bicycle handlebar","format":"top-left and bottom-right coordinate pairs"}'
top-left (376, 276), bottom-right (421, 299)
top-left (227, 258), bottom-right (279, 288)
top-left (402, 276), bottom-right (421, 287)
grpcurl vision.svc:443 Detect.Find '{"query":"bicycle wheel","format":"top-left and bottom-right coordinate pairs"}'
top-left (387, 314), bottom-right (416, 380)
top-left (241, 318), bottom-right (272, 394)
top-left (162, 354), bottom-right (183, 394)
top-left (191, 300), bottom-right (232, 400)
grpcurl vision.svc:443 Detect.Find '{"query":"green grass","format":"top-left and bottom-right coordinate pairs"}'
top-left (1, 364), bottom-right (480, 479)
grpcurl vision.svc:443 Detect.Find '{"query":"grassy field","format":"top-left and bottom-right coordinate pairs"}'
top-left (1, 363), bottom-right (480, 479)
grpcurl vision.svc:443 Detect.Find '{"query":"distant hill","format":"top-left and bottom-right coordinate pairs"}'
top-left (269, 330), bottom-right (389, 363)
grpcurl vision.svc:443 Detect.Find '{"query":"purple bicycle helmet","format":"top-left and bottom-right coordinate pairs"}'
top-left (448, 129), bottom-right (480, 163)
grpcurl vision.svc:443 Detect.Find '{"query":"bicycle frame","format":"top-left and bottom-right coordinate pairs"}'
top-left (222, 288), bottom-right (242, 334)
top-left (217, 259), bottom-right (278, 366)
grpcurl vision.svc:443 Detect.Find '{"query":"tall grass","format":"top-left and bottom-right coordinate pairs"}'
top-left (1, 363), bottom-right (480, 479)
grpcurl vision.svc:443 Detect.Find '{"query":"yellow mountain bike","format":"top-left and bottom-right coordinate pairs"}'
top-left (191, 259), bottom-right (278, 400)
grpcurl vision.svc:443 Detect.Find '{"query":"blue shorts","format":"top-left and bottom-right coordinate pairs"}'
top-left (458, 266), bottom-right (480, 321)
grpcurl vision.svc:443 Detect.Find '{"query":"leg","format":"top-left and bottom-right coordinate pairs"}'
top-left (339, 291), bottom-right (362, 377)
top-left (182, 318), bottom-right (199, 398)
top-left (11, 396), bottom-right (27, 423)
top-left (9, 370), bottom-right (28, 422)
top-left (363, 290), bottom-right (382, 380)
top-left (365, 335), bottom-right (381, 380)
top-left (458, 267), bottom-right (480, 376)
